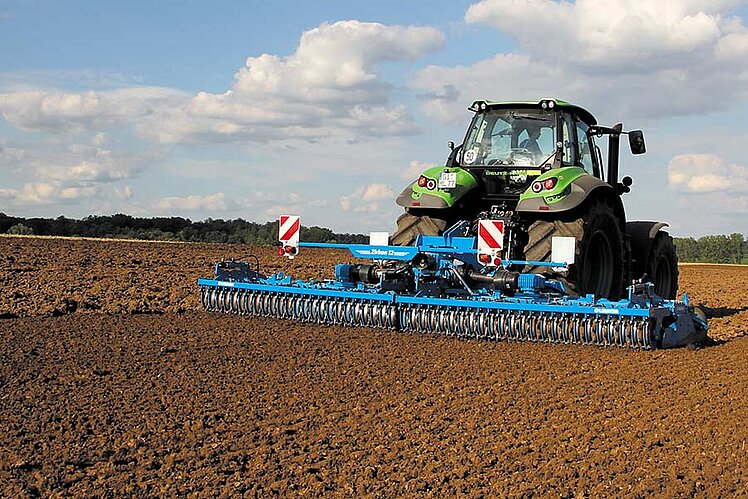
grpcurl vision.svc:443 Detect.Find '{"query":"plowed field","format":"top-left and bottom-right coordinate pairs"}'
top-left (1, 236), bottom-right (747, 496)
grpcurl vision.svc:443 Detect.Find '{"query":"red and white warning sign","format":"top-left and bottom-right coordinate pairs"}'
top-left (278, 215), bottom-right (300, 258)
top-left (477, 219), bottom-right (505, 266)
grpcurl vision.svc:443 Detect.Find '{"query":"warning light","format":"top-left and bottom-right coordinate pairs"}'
top-left (493, 257), bottom-right (502, 266)
top-left (277, 247), bottom-right (285, 256)
top-left (418, 175), bottom-right (428, 187)
top-left (543, 177), bottom-right (557, 190)
top-left (284, 245), bottom-right (297, 255)
top-left (479, 253), bottom-right (491, 264)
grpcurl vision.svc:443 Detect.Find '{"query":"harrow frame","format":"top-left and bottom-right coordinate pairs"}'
top-left (198, 221), bottom-right (708, 350)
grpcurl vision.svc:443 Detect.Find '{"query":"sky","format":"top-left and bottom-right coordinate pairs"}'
top-left (1, 0), bottom-right (747, 237)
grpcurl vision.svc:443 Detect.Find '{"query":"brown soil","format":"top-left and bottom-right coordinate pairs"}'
top-left (0, 236), bottom-right (349, 318)
top-left (1, 236), bottom-right (747, 496)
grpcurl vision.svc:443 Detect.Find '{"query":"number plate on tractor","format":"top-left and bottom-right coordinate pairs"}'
top-left (438, 172), bottom-right (456, 189)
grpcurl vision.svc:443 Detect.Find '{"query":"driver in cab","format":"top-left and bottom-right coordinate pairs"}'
top-left (519, 124), bottom-right (543, 157)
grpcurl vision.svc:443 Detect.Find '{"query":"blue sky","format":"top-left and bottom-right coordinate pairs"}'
top-left (1, 0), bottom-right (747, 237)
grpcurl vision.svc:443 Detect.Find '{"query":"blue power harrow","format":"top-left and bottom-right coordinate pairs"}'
top-left (198, 220), bottom-right (708, 349)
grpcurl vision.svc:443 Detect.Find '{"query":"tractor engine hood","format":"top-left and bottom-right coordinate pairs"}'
top-left (396, 166), bottom-right (478, 209)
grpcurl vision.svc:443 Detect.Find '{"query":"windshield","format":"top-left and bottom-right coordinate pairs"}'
top-left (461, 109), bottom-right (556, 167)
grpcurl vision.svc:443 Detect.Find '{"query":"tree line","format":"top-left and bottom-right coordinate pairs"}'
top-left (673, 234), bottom-right (747, 264)
top-left (1, 213), bottom-right (745, 263)
top-left (0, 213), bottom-right (367, 245)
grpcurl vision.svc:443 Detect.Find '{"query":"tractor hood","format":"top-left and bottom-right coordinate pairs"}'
top-left (396, 166), bottom-right (478, 209)
top-left (517, 166), bottom-right (613, 213)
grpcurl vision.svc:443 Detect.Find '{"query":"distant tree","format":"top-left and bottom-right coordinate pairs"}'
top-left (727, 233), bottom-right (744, 264)
top-left (8, 223), bottom-right (34, 235)
top-left (674, 237), bottom-right (698, 262)
top-left (700, 235), bottom-right (732, 263)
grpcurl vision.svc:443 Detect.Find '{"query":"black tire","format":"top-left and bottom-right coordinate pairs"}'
top-left (390, 211), bottom-right (448, 246)
top-left (523, 198), bottom-right (626, 300)
top-left (648, 232), bottom-right (678, 299)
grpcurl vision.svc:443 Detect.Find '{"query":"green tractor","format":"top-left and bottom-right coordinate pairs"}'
top-left (392, 98), bottom-right (678, 301)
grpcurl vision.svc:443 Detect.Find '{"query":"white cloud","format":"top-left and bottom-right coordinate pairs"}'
top-left (151, 190), bottom-right (327, 221)
top-left (155, 193), bottom-right (231, 212)
top-left (114, 185), bottom-right (133, 200)
top-left (66, 159), bottom-right (131, 183)
top-left (667, 153), bottom-right (748, 193)
top-left (0, 21), bottom-right (444, 144)
top-left (413, 0), bottom-right (748, 123)
top-left (19, 182), bottom-right (56, 203)
top-left (401, 160), bottom-right (437, 180)
top-left (0, 181), bottom-right (99, 205)
top-left (0, 144), bottom-right (28, 165)
top-left (27, 145), bottom-right (141, 187)
top-left (146, 21), bottom-right (443, 143)
top-left (465, 0), bottom-right (741, 68)
top-left (0, 141), bottom-right (148, 207)
top-left (340, 183), bottom-right (394, 212)
top-left (0, 87), bottom-right (185, 134)
top-left (91, 132), bottom-right (107, 146)
top-left (262, 204), bottom-right (303, 221)
top-left (663, 153), bottom-right (748, 234)
top-left (59, 185), bottom-right (98, 200)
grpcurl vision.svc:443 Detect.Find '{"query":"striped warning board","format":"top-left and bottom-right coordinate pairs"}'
top-left (477, 219), bottom-right (504, 266)
top-left (279, 215), bottom-right (300, 245)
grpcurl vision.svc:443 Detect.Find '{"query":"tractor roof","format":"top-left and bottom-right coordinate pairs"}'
top-left (469, 98), bottom-right (597, 126)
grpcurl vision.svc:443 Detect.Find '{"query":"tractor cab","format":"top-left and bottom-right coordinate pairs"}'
top-left (451, 99), bottom-right (602, 205)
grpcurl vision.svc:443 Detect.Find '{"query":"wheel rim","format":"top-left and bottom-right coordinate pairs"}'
top-left (582, 229), bottom-right (614, 297)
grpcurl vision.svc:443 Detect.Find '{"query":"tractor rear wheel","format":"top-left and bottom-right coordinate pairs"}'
top-left (523, 198), bottom-right (626, 300)
top-left (648, 232), bottom-right (678, 299)
top-left (390, 211), bottom-right (448, 246)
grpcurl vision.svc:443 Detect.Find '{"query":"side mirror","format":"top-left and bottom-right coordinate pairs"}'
top-left (628, 130), bottom-right (646, 155)
top-left (446, 141), bottom-right (462, 167)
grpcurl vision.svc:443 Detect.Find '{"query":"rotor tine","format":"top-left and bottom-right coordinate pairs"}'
top-left (389, 303), bottom-right (398, 330)
top-left (641, 318), bottom-right (651, 349)
top-left (398, 304), bottom-right (407, 332)
top-left (277, 293), bottom-right (288, 319)
top-left (549, 313), bottom-right (556, 342)
top-left (219, 288), bottom-right (228, 313)
top-left (496, 311), bottom-right (503, 341)
top-left (523, 312), bottom-right (531, 341)
top-left (618, 318), bottom-right (626, 347)
top-left (336, 300), bottom-right (345, 325)
top-left (215, 288), bottom-right (223, 312)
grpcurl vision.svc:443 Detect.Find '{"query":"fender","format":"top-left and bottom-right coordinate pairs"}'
top-left (516, 167), bottom-right (617, 214)
top-left (627, 221), bottom-right (670, 277)
top-left (396, 166), bottom-right (478, 209)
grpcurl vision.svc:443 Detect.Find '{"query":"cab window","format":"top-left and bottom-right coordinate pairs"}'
top-left (561, 115), bottom-right (577, 166)
top-left (576, 120), bottom-right (595, 175)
